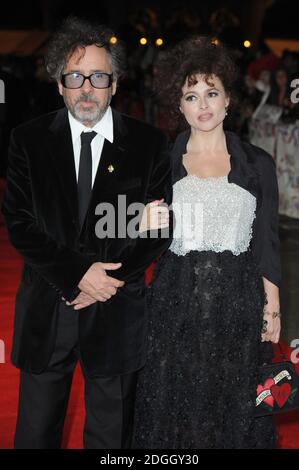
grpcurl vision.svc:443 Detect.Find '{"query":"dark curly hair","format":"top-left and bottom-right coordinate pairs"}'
top-left (44, 16), bottom-right (126, 81)
top-left (154, 36), bottom-right (239, 126)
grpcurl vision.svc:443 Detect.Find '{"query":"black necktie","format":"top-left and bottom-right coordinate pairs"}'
top-left (77, 131), bottom-right (97, 227)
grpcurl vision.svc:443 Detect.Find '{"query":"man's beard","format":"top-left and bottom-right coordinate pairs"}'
top-left (65, 92), bottom-right (111, 126)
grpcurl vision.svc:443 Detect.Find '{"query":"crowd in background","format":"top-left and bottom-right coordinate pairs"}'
top-left (1, 5), bottom-right (299, 176)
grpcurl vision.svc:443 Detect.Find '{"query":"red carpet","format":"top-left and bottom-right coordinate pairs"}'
top-left (0, 177), bottom-right (299, 449)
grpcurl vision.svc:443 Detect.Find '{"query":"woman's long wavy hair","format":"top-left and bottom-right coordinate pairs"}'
top-left (154, 36), bottom-right (239, 128)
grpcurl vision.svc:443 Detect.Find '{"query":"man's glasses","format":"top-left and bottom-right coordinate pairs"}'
top-left (61, 72), bottom-right (113, 89)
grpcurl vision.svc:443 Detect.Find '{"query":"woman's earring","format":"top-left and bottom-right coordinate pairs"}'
top-left (225, 106), bottom-right (228, 117)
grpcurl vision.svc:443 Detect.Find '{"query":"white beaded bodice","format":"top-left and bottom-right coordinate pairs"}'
top-left (169, 175), bottom-right (256, 256)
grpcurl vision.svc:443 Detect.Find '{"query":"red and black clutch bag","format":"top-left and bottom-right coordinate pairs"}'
top-left (255, 344), bottom-right (299, 417)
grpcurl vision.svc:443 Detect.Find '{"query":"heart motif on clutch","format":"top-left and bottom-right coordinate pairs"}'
top-left (257, 378), bottom-right (275, 407)
top-left (271, 383), bottom-right (291, 408)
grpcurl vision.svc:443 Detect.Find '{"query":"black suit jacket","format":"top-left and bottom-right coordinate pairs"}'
top-left (2, 108), bottom-right (173, 376)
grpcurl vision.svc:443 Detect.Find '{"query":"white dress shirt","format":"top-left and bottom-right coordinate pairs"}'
top-left (68, 106), bottom-right (114, 187)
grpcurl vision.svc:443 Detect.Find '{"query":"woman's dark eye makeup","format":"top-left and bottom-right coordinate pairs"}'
top-left (185, 89), bottom-right (219, 101)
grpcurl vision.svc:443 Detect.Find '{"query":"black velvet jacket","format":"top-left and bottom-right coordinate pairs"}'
top-left (2, 108), bottom-right (173, 376)
top-left (171, 129), bottom-right (281, 288)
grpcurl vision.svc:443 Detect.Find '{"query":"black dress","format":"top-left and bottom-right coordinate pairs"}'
top-left (133, 131), bottom-right (280, 449)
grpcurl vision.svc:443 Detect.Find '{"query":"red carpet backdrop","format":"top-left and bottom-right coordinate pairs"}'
top-left (0, 178), bottom-right (299, 449)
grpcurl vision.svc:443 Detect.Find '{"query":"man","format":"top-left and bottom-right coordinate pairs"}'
top-left (2, 16), bottom-right (172, 449)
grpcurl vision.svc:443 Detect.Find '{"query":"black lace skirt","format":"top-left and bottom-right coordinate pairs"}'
top-left (133, 249), bottom-right (276, 449)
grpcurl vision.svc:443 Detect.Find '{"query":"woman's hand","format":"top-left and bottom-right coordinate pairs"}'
top-left (139, 198), bottom-right (170, 233)
top-left (261, 311), bottom-right (281, 343)
top-left (261, 278), bottom-right (281, 343)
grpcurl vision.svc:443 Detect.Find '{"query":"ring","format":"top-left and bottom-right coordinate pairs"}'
top-left (261, 320), bottom-right (268, 334)
top-left (264, 310), bottom-right (281, 319)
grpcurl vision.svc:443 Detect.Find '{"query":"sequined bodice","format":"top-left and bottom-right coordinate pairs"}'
top-left (169, 175), bottom-right (256, 256)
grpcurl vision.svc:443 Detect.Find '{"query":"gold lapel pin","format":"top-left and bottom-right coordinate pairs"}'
top-left (108, 164), bottom-right (114, 173)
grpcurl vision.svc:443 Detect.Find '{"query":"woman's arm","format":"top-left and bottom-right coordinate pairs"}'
top-left (249, 144), bottom-right (281, 343)
top-left (262, 277), bottom-right (281, 344)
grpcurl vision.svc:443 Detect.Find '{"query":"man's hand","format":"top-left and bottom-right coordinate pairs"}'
top-left (78, 262), bottom-right (124, 302)
top-left (66, 291), bottom-right (97, 310)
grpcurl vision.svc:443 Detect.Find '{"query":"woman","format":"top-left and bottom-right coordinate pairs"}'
top-left (133, 37), bottom-right (281, 449)
top-left (268, 67), bottom-right (289, 108)
top-left (267, 67), bottom-right (298, 122)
